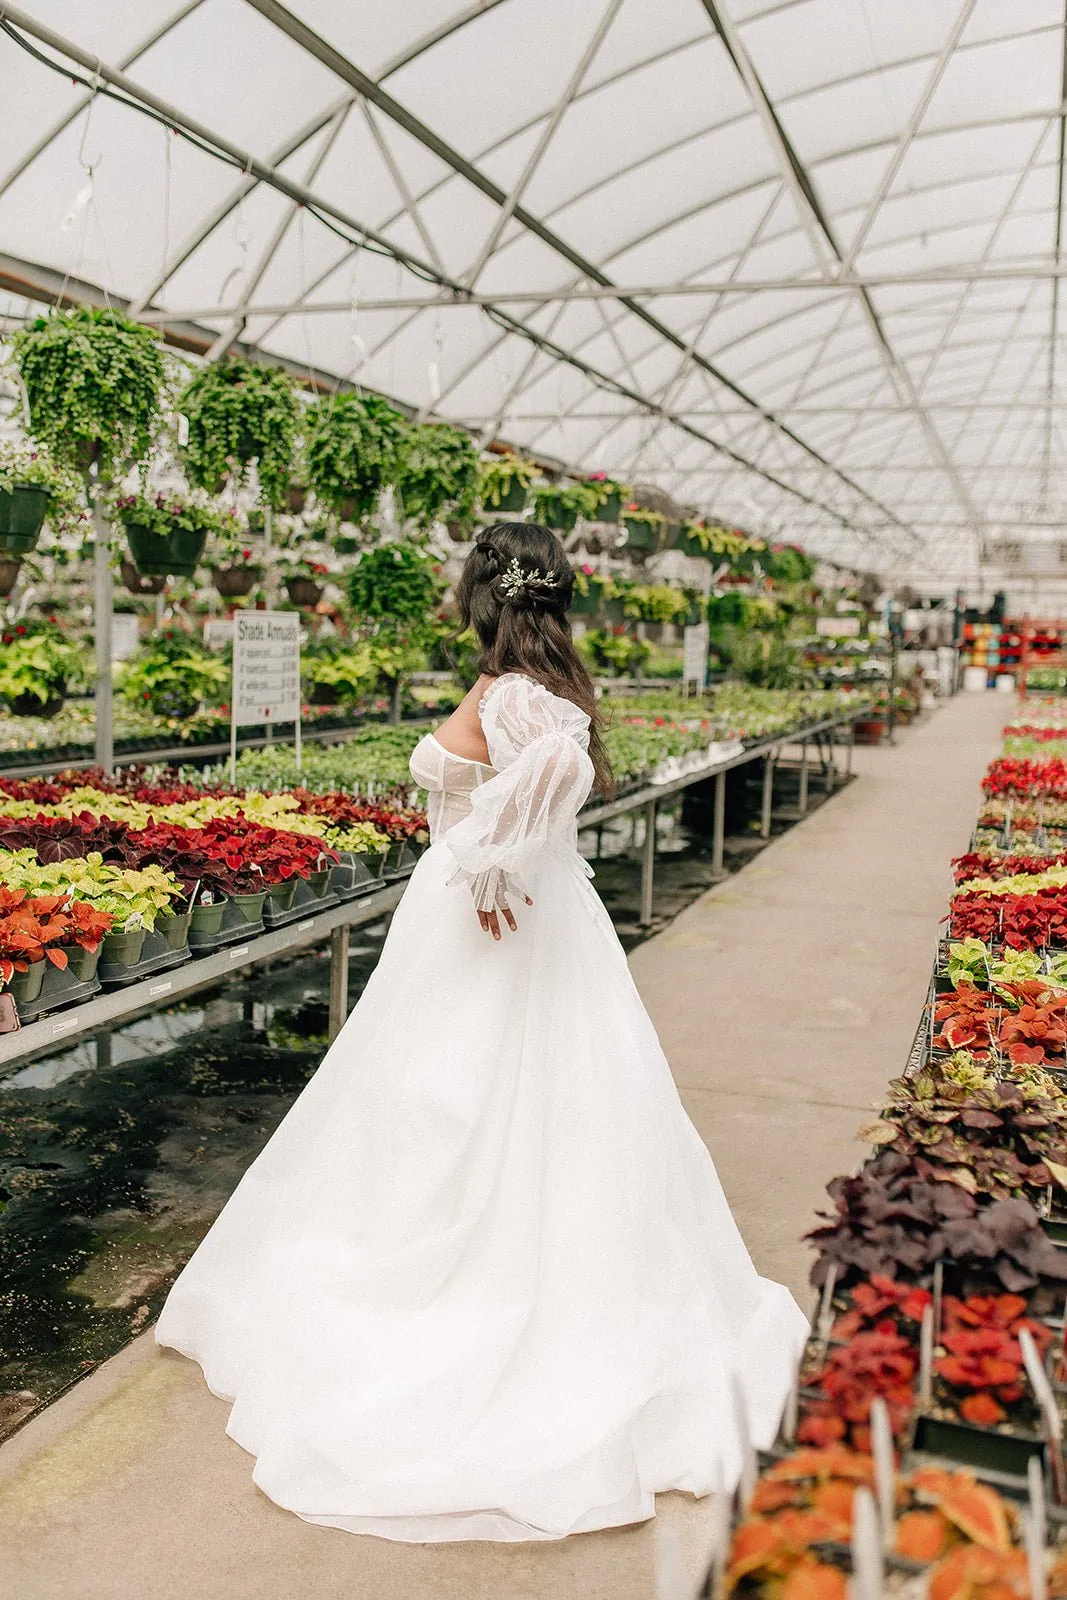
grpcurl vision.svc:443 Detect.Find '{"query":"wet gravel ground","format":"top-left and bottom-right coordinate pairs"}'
top-left (0, 760), bottom-right (850, 1438)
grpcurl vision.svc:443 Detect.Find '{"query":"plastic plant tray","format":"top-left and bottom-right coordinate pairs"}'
top-left (15, 962), bottom-right (101, 1023)
top-left (98, 928), bottom-right (192, 989)
top-left (188, 898), bottom-right (266, 954)
top-left (263, 875), bottom-right (340, 930)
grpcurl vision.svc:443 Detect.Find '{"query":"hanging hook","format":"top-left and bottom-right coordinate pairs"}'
top-left (76, 69), bottom-right (105, 174)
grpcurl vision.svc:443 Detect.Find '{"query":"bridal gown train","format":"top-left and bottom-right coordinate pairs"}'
top-left (156, 672), bottom-right (808, 1543)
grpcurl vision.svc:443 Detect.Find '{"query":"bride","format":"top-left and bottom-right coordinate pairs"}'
top-left (156, 521), bottom-right (808, 1543)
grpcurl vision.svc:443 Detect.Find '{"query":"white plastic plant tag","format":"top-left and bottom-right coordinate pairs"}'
top-left (177, 413), bottom-right (189, 447)
top-left (919, 1304), bottom-right (934, 1405)
top-left (850, 1487), bottom-right (883, 1600)
top-left (869, 1397), bottom-right (894, 1539)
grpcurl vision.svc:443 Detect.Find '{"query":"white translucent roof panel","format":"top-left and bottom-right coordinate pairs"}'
top-left (5, 0), bottom-right (1067, 579)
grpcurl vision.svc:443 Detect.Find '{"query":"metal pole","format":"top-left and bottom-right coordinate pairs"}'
top-left (824, 736), bottom-right (836, 795)
top-left (328, 924), bottom-right (350, 1040)
top-left (846, 718), bottom-right (855, 778)
top-left (761, 753), bottom-right (776, 839)
top-left (712, 768), bottom-right (726, 874)
top-left (91, 481), bottom-right (114, 773)
top-left (639, 799), bottom-right (657, 926)
top-left (798, 740), bottom-right (809, 814)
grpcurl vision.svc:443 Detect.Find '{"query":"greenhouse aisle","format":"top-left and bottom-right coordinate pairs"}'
top-left (0, 691), bottom-right (1005, 1600)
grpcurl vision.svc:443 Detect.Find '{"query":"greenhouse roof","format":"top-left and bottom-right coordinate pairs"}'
top-left (1, 0), bottom-right (1065, 579)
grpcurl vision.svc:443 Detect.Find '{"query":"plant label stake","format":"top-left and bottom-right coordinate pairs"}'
top-left (919, 1304), bottom-right (934, 1406)
top-left (1020, 1327), bottom-right (1067, 1504)
top-left (869, 1397), bottom-right (894, 1541)
top-left (850, 1487), bottom-right (884, 1600)
top-left (1024, 1508), bottom-right (1048, 1600)
top-left (781, 1374), bottom-right (798, 1445)
top-left (932, 1260), bottom-right (944, 1341)
top-left (1057, 1292), bottom-right (1067, 1386)
top-left (815, 1262), bottom-right (838, 1343)
top-left (1028, 1455), bottom-right (1047, 1577)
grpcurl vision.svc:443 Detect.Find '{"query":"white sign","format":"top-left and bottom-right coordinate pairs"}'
top-left (683, 621), bottom-right (709, 690)
top-left (816, 614), bottom-right (861, 637)
top-left (230, 610), bottom-right (301, 784)
top-left (110, 613), bottom-right (139, 661)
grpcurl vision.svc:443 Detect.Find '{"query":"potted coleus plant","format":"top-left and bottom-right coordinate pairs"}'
top-left (477, 454), bottom-right (539, 515)
top-left (0, 619), bottom-right (83, 716)
top-left (0, 887), bottom-right (114, 1006)
top-left (180, 356), bottom-right (300, 508)
top-left (114, 490), bottom-right (225, 577)
top-left (12, 306), bottom-right (167, 477)
top-left (304, 391), bottom-right (407, 522)
top-left (393, 421), bottom-right (479, 528)
top-left (622, 503), bottom-right (667, 553)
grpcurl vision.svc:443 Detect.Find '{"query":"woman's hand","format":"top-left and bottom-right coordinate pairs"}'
top-left (477, 895), bottom-right (533, 939)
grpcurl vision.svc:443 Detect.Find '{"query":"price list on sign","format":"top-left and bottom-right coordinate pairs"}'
top-left (230, 611), bottom-right (302, 782)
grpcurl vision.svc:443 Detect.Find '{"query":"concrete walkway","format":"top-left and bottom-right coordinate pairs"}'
top-left (0, 692), bottom-right (1005, 1600)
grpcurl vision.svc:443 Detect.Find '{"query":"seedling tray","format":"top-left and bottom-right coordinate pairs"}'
top-left (98, 929), bottom-right (192, 988)
top-left (15, 961), bottom-right (101, 1023)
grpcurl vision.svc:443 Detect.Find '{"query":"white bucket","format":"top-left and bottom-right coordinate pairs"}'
top-left (995, 674), bottom-right (1016, 694)
top-left (962, 665), bottom-right (988, 692)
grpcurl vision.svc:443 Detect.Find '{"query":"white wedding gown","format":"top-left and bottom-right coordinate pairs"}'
top-left (156, 673), bottom-right (808, 1542)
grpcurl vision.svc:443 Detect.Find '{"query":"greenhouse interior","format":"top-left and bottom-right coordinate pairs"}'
top-left (8, 2), bottom-right (1067, 1597)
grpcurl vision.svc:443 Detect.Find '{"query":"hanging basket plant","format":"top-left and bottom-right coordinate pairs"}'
top-left (12, 306), bottom-right (167, 478)
top-left (346, 542), bottom-right (443, 627)
top-left (584, 474), bottom-right (631, 524)
top-left (531, 481), bottom-right (600, 532)
top-left (622, 504), bottom-right (667, 553)
top-left (180, 356), bottom-right (300, 508)
top-left (208, 519), bottom-right (264, 598)
top-left (477, 454), bottom-right (538, 515)
top-left (304, 391), bottom-right (407, 522)
top-left (393, 422), bottom-right (479, 528)
top-left (113, 491), bottom-right (225, 577)
top-left (0, 557), bottom-right (22, 598)
top-left (120, 561), bottom-right (166, 597)
top-left (0, 439), bottom-right (85, 555)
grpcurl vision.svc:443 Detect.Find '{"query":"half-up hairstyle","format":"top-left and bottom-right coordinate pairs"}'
top-left (455, 521), bottom-right (613, 796)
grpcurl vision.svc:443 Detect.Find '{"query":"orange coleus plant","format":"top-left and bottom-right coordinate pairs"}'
top-left (0, 886), bottom-right (113, 984)
top-left (935, 1293), bottom-right (1052, 1426)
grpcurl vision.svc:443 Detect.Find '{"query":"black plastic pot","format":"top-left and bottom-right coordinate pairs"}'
top-left (230, 890), bottom-right (268, 924)
top-left (101, 926), bottom-right (147, 967)
top-left (597, 491), bottom-right (622, 523)
top-left (0, 484), bottom-right (49, 553)
top-left (157, 910), bottom-right (191, 950)
top-left (267, 879), bottom-right (298, 913)
top-left (212, 565), bottom-right (262, 598)
top-left (8, 959), bottom-right (46, 1006)
top-left (56, 943), bottom-right (100, 983)
top-left (125, 522), bottom-right (208, 578)
top-left (911, 1412), bottom-right (1043, 1479)
top-left (8, 688), bottom-right (65, 717)
top-left (333, 533), bottom-right (360, 555)
top-left (307, 868), bottom-right (333, 900)
top-left (623, 516), bottom-right (662, 552)
top-left (286, 577), bottom-right (324, 608)
top-left (486, 478), bottom-right (529, 514)
top-left (189, 900), bottom-right (226, 936)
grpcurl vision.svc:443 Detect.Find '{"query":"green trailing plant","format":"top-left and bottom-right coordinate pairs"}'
top-left (11, 306), bottom-right (167, 475)
top-left (531, 480), bottom-right (601, 529)
top-left (577, 627), bottom-right (651, 677)
top-left (393, 422), bottom-right (479, 527)
top-left (477, 454), bottom-right (539, 509)
top-left (583, 474), bottom-right (631, 516)
top-left (0, 439), bottom-right (86, 539)
top-left (119, 630), bottom-right (229, 720)
top-left (624, 584), bottom-right (698, 625)
top-left (346, 543), bottom-right (443, 626)
top-left (0, 620), bottom-right (84, 711)
top-left (304, 392), bottom-right (407, 520)
top-left (302, 637), bottom-right (379, 705)
top-left (180, 356), bottom-right (300, 507)
top-left (112, 490), bottom-right (229, 544)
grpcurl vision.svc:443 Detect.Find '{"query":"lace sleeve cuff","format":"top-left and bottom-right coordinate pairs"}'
top-left (445, 862), bottom-right (528, 913)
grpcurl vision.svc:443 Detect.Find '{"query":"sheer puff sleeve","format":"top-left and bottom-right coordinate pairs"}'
top-left (444, 675), bottom-right (595, 913)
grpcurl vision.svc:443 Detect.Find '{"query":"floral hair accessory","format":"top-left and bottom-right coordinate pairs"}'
top-left (499, 556), bottom-right (557, 600)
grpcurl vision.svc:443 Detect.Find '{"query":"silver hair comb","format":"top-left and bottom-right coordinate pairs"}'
top-left (500, 556), bottom-right (557, 599)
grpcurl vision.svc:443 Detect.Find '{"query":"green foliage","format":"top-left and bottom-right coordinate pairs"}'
top-left (0, 852), bottom-right (182, 930)
top-left (0, 620), bottom-right (84, 707)
top-left (763, 544), bottom-right (816, 583)
top-left (12, 306), bottom-right (166, 475)
top-left (477, 454), bottom-right (539, 508)
top-left (302, 637), bottom-right (379, 704)
top-left (304, 391), bottom-right (407, 519)
top-left (712, 626), bottom-right (803, 688)
top-left (621, 504), bottom-right (667, 530)
top-left (346, 542), bottom-right (442, 627)
top-left (0, 439), bottom-right (87, 537)
top-left (119, 630), bottom-right (229, 719)
top-left (624, 584), bottom-right (698, 625)
top-left (224, 724), bottom-right (424, 794)
top-left (531, 481), bottom-right (601, 526)
top-left (112, 490), bottom-right (230, 542)
top-left (180, 356), bottom-right (300, 507)
top-left (577, 628), bottom-right (651, 676)
top-left (394, 422), bottom-right (479, 527)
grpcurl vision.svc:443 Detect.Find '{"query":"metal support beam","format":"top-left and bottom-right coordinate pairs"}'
top-left (640, 799), bottom-right (657, 926)
top-left (328, 924), bottom-right (350, 1041)
top-left (798, 741), bottom-right (809, 815)
top-left (760, 753), bottom-right (776, 840)
top-left (91, 485), bottom-right (113, 774)
top-left (712, 768), bottom-right (726, 874)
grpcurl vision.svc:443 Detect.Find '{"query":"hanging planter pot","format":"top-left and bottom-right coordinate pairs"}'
top-left (0, 485), bottom-right (50, 554)
top-left (120, 561), bottom-right (166, 596)
top-left (597, 491), bottom-right (623, 523)
top-left (623, 516), bottom-right (663, 553)
top-left (663, 523), bottom-right (683, 550)
top-left (286, 483), bottom-right (308, 515)
top-left (570, 588), bottom-right (599, 616)
top-left (0, 557), bottom-right (22, 598)
top-left (286, 577), bottom-right (325, 608)
top-left (212, 565), bottom-right (262, 598)
top-left (8, 687), bottom-right (65, 718)
top-left (333, 532), bottom-right (360, 556)
top-left (601, 597), bottom-right (627, 624)
top-left (489, 479), bottom-right (529, 514)
top-left (538, 501), bottom-right (578, 532)
top-left (679, 528), bottom-right (713, 561)
top-left (126, 522), bottom-right (208, 578)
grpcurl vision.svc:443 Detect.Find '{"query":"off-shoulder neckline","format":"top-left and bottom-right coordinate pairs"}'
top-left (426, 731), bottom-right (494, 770)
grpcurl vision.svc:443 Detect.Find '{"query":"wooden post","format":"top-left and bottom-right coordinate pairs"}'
top-left (640, 799), bottom-right (657, 926)
top-left (328, 925), bottom-right (350, 1040)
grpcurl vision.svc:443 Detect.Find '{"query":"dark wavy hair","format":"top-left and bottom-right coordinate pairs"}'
top-left (455, 522), bottom-right (613, 796)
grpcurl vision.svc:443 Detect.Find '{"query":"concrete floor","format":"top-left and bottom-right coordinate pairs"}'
top-left (0, 691), bottom-right (1005, 1600)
